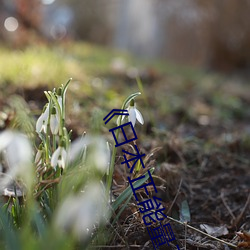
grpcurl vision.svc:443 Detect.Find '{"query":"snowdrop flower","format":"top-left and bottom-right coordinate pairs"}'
top-left (67, 136), bottom-right (87, 164)
top-left (50, 106), bottom-right (59, 135)
top-left (55, 182), bottom-right (109, 240)
top-left (51, 142), bottom-right (67, 169)
top-left (36, 103), bottom-right (50, 133)
top-left (91, 137), bottom-right (110, 173)
top-left (67, 135), bottom-right (110, 173)
top-left (0, 130), bottom-right (33, 190)
top-left (126, 99), bottom-right (144, 127)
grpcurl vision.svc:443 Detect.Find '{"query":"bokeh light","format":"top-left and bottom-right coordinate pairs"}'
top-left (41, 0), bottom-right (55, 5)
top-left (4, 17), bottom-right (19, 32)
top-left (50, 24), bottom-right (67, 40)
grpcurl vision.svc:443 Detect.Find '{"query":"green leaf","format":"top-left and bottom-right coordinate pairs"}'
top-left (0, 207), bottom-right (21, 250)
top-left (62, 78), bottom-right (72, 98)
top-left (32, 209), bottom-right (45, 237)
top-left (179, 199), bottom-right (191, 222)
top-left (112, 168), bottom-right (155, 212)
top-left (112, 192), bottom-right (133, 225)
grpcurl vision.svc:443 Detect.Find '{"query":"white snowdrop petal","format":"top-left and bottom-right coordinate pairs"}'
top-left (0, 131), bottom-right (33, 190)
top-left (60, 148), bottom-right (67, 169)
top-left (68, 136), bottom-right (89, 163)
top-left (50, 114), bottom-right (59, 135)
top-left (93, 138), bottom-right (110, 172)
top-left (41, 123), bottom-right (47, 134)
top-left (61, 148), bottom-right (67, 160)
top-left (55, 183), bottom-right (108, 240)
top-left (0, 130), bottom-right (13, 151)
top-left (6, 134), bottom-right (32, 170)
top-left (36, 104), bottom-right (50, 134)
top-left (36, 113), bottom-right (45, 133)
top-left (135, 109), bottom-right (144, 125)
top-left (44, 104), bottom-right (50, 118)
top-left (55, 196), bottom-right (79, 231)
top-left (51, 147), bottom-right (61, 168)
top-left (128, 107), bottom-right (137, 127)
top-left (58, 159), bottom-right (64, 169)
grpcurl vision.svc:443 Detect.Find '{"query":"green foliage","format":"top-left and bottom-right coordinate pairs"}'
top-left (0, 80), bottom-right (147, 249)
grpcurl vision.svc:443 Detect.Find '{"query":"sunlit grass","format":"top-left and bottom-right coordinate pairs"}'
top-left (0, 42), bottom-right (134, 87)
top-left (0, 42), bottom-right (207, 87)
top-left (0, 44), bottom-right (85, 86)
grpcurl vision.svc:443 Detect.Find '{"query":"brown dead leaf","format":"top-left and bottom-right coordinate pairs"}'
top-left (237, 231), bottom-right (250, 248)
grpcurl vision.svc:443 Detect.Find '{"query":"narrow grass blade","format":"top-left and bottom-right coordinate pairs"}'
top-left (112, 167), bottom-right (155, 212)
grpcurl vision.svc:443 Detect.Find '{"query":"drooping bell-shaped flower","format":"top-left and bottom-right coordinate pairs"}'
top-left (36, 103), bottom-right (50, 134)
top-left (90, 137), bottom-right (110, 173)
top-left (55, 182), bottom-right (109, 240)
top-left (128, 99), bottom-right (144, 126)
top-left (122, 99), bottom-right (144, 127)
top-left (51, 141), bottom-right (67, 169)
top-left (50, 106), bottom-right (59, 135)
top-left (0, 130), bottom-right (33, 190)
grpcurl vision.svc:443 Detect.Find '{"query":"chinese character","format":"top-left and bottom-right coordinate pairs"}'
top-left (109, 122), bottom-right (137, 147)
top-left (103, 109), bottom-right (128, 125)
top-left (147, 222), bottom-right (177, 249)
top-left (138, 196), bottom-right (167, 225)
top-left (127, 170), bottom-right (157, 201)
top-left (121, 145), bottom-right (145, 173)
top-left (163, 223), bottom-right (176, 243)
top-left (147, 224), bottom-right (167, 250)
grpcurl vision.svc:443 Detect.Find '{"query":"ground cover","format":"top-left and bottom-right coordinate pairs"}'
top-left (0, 42), bottom-right (249, 249)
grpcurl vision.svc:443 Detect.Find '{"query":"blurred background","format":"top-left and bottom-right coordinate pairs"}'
top-left (1, 0), bottom-right (250, 72)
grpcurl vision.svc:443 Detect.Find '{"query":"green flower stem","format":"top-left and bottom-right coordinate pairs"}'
top-left (61, 78), bottom-right (72, 127)
top-left (63, 127), bottom-right (70, 150)
top-left (106, 117), bottom-right (120, 197)
top-left (45, 96), bottom-right (53, 164)
top-left (52, 134), bottom-right (56, 152)
top-left (44, 140), bottom-right (49, 165)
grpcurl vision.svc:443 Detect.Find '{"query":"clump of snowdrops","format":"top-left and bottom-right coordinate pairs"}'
top-left (0, 79), bottom-right (146, 249)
